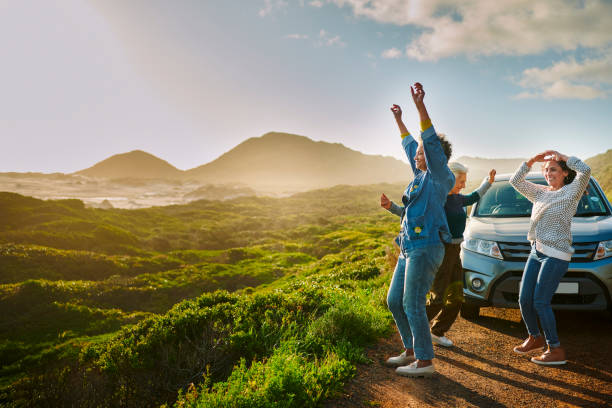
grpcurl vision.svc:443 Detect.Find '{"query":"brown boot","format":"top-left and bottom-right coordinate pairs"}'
top-left (513, 335), bottom-right (545, 355)
top-left (531, 346), bottom-right (566, 365)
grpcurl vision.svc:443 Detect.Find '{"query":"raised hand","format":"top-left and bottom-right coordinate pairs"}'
top-left (390, 104), bottom-right (402, 120)
top-left (390, 104), bottom-right (410, 135)
top-left (410, 82), bottom-right (425, 107)
top-left (527, 152), bottom-right (548, 167)
top-left (488, 169), bottom-right (496, 184)
top-left (380, 193), bottom-right (391, 210)
top-left (543, 150), bottom-right (569, 162)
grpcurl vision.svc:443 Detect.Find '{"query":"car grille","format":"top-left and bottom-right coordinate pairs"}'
top-left (497, 241), bottom-right (598, 263)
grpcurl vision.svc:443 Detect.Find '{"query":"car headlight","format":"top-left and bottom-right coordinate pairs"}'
top-left (464, 238), bottom-right (503, 260)
top-left (594, 240), bottom-right (612, 260)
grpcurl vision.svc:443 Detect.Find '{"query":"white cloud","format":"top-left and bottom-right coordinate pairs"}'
top-left (381, 47), bottom-right (402, 59)
top-left (317, 28), bottom-right (346, 47)
top-left (519, 55), bottom-right (612, 88)
top-left (285, 33), bottom-right (309, 40)
top-left (515, 81), bottom-right (607, 100)
top-left (331, 0), bottom-right (612, 98)
top-left (309, 0), bottom-right (324, 7)
top-left (285, 29), bottom-right (345, 48)
top-left (515, 52), bottom-right (612, 99)
top-left (259, 0), bottom-right (289, 17)
top-left (331, 0), bottom-right (612, 61)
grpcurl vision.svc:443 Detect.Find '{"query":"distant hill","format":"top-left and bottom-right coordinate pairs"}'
top-left (74, 150), bottom-right (183, 179)
top-left (586, 149), bottom-right (612, 197)
top-left (183, 132), bottom-right (412, 192)
top-left (52, 135), bottom-right (612, 198)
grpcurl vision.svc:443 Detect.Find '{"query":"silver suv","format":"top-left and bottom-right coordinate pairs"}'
top-left (460, 172), bottom-right (612, 319)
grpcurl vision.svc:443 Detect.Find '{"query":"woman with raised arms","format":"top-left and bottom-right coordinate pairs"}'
top-left (381, 83), bottom-right (455, 377)
top-left (384, 163), bottom-right (496, 348)
top-left (510, 150), bottom-right (591, 365)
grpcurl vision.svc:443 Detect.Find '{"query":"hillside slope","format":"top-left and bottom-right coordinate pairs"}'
top-left (74, 150), bottom-right (184, 179)
top-left (184, 132), bottom-right (412, 191)
top-left (0, 186), bottom-right (399, 407)
top-left (586, 149), bottom-right (612, 196)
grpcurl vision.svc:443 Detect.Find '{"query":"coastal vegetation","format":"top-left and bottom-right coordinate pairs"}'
top-left (1, 144), bottom-right (610, 406)
top-left (0, 184), bottom-right (403, 407)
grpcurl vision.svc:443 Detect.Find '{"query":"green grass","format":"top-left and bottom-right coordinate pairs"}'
top-left (0, 185), bottom-right (402, 407)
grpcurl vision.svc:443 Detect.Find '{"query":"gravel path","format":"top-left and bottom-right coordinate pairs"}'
top-left (325, 307), bottom-right (612, 407)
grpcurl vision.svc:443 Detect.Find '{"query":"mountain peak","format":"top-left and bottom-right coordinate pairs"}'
top-left (123, 149), bottom-right (154, 156)
top-left (75, 150), bottom-right (182, 180)
top-left (248, 131), bottom-right (316, 145)
top-left (185, 132), bottom-right (410, 191)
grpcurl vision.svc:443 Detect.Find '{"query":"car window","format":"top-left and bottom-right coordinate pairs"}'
top-left (577, 182), bottom-right (609, 216)
top-left (473, 180), bottom-right (610, 217)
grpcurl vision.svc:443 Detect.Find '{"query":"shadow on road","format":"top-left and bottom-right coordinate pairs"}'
top-left (447, 346), bottom-right (612, 403)
top-left (463, 314), bottom-right (524, 337)
top-left (437, 353), bottom-right (608, 407)
top-left (408, 373), bottom-right (508, 408)
top-left (466, 308), bottom-right (612, 339)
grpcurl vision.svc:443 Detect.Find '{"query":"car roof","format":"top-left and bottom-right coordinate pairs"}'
top-left (488, 172), bottom-right (544, 182)
top-left (490, 172), bottom-right (596, 183)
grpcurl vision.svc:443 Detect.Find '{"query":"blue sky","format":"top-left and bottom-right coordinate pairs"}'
top-left (1, 0), bottom-right (611, 173)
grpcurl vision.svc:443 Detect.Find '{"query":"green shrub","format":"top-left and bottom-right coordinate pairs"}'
top-left (304, 296), bottom-right (388, 354)
top-left (0, 185), bottom-right (403, 407)
top-left (93, 225), bottom-right (138, 246)
top-left (174, 344), bottom-right (354, 408)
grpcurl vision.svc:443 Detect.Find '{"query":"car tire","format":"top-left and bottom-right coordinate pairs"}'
top-left (460, 303), bottom-right (480, 320)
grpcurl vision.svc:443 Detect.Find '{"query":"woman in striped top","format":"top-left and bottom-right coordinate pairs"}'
top-left (509, 150), bottom-right (591, 365)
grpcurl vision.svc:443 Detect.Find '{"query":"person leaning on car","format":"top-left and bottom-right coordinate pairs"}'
top-left (509, 150), bottom-right (591, 365)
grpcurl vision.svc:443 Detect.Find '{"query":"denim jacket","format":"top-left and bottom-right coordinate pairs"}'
top-left (389, 125), bottom-right (455, 253)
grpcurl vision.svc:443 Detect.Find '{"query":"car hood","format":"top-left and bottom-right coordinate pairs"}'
top-left (465, 215), bottom-right (612, 243)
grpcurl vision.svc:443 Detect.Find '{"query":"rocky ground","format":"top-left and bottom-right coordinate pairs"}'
top-left (326, 307), bottom-right (612, 407)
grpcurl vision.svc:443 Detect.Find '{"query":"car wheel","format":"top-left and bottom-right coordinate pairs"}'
top-left (461, 303), bottom-right (480, 320)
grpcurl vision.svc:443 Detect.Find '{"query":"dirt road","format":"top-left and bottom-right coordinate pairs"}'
top-left (325, 307), bottom-right (612, 407)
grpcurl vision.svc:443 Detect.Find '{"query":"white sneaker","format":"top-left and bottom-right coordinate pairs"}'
top-left (396, 361), bottom-right (435, 377)
top-left (385, 350), bottom-right (415, 367)
top-left (431, 333), bottom-right (453, 347)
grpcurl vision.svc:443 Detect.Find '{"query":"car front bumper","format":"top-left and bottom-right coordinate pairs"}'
top-left (461, 248), bottom-right (612, 311)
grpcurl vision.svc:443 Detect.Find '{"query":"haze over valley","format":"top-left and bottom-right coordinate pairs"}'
top-left (0, 132), bottom-right (417, 208)
top-left (3, 132), bottom-right (611, 209)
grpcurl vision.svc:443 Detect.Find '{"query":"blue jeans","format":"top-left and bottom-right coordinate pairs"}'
top-left (387, 243), bottom-right (445, 360)
top-left (518, 247), bottom-right (569, 347)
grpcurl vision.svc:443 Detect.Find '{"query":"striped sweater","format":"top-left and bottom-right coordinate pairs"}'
top-left (509, 157), bottom-right (591, 261)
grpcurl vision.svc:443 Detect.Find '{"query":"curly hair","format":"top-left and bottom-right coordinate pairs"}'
top-left (437, 133), bottom-right (452, 162)
top-left (558, 160), bottom-right (577, 185)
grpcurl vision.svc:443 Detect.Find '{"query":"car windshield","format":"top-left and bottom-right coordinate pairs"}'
top-left (473, 180), bottom-right (610, 217)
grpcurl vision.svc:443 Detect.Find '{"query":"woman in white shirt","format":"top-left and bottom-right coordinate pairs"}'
top-left (509, 150), bottom-right (591, 365)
